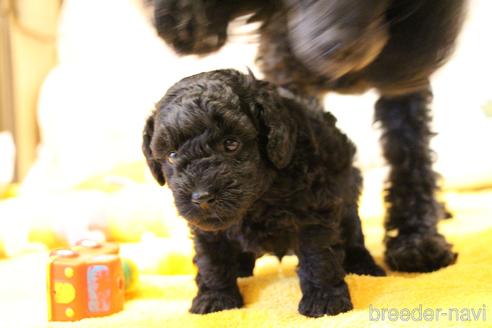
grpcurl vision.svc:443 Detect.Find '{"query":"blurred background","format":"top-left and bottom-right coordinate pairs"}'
top-left (0, 0), bottom-right (491, 258)
top-left (0, 0), bottom-right (60, 184)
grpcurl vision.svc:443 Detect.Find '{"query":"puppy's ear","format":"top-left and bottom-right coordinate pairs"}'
top-left (142, 113), bottom-right (165, 186)
top-left (253, 85), bottom-right (297, 169)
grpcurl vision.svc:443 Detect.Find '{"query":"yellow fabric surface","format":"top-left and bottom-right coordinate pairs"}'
top-left (0, 190), bottom-right (491, 327)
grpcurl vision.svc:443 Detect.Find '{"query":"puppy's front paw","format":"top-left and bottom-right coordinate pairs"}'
top-left (298, 284), bottom-right (353, 317)
top-left (190, 289), bottom-right (243, 314)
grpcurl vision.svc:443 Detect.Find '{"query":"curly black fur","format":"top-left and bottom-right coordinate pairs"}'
top-left (143, 69), bottom-right (384, 317)
top-left (147, 0), bottom-right (467, 273)
top-left (375, 90), bottom-right (458, 271)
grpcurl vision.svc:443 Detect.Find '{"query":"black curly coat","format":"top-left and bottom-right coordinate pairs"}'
top-left (147, 0), bottom-right (466, 273)
top-left (143, 69), bottom-right (384, 317)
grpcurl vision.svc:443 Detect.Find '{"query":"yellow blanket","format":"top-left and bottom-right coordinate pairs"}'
top-left (1, 190), bottom-right (491, 328)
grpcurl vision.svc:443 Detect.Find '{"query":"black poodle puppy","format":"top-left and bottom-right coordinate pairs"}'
top-left (147, 0), bottom-right (467, 273)
top-left (142, 69), bottom-right (385, 317)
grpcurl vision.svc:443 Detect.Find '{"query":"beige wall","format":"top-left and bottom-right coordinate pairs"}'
top-left (3, 0), bottom-right (61, 180)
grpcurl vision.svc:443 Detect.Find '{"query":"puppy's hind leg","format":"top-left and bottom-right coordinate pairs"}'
top-left (237, 252), bottom-right (256, 278)
top-left (342, 204), bottom-right (385, 277)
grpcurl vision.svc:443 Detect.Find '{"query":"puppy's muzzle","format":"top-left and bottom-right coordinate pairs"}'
top-left (191, 190), bottom-right (216, 209)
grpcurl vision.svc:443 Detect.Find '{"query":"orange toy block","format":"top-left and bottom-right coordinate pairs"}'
top-left (73, 239), bottom-right (120, 256)
top-left (47, 241), bottom-right (125, 321)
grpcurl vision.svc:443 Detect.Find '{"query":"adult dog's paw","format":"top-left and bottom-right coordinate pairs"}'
top-left (190, 289), bottom-right (243, 314)
top-left (153, 0), bottom-right (227, 55)
top-left (385, 232), bottom-right (457, 272)
top-left (298, 285), bottom-right (353, 317)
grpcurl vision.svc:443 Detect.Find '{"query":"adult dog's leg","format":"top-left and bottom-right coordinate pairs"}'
top-left (296, 225), bottom-right (352, 317)
top-left (190, 231), bottom-right (243, 314)
top-left (375, 88), bottom-right (457, 272)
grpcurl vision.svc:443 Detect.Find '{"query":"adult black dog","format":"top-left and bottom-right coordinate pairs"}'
top-left (143, 69), bottom-right (384, 317)
top-left (148, 0), bottom-right (468, 273)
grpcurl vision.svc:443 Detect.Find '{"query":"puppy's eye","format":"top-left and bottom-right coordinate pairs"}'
top-left (167, 151), bottom-right (178, 164)
top-left (224, 139), bottom-right (240, 153)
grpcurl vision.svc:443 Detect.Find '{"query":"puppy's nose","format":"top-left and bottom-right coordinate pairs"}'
top-left (191, 191), bottom-right (215, 208)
